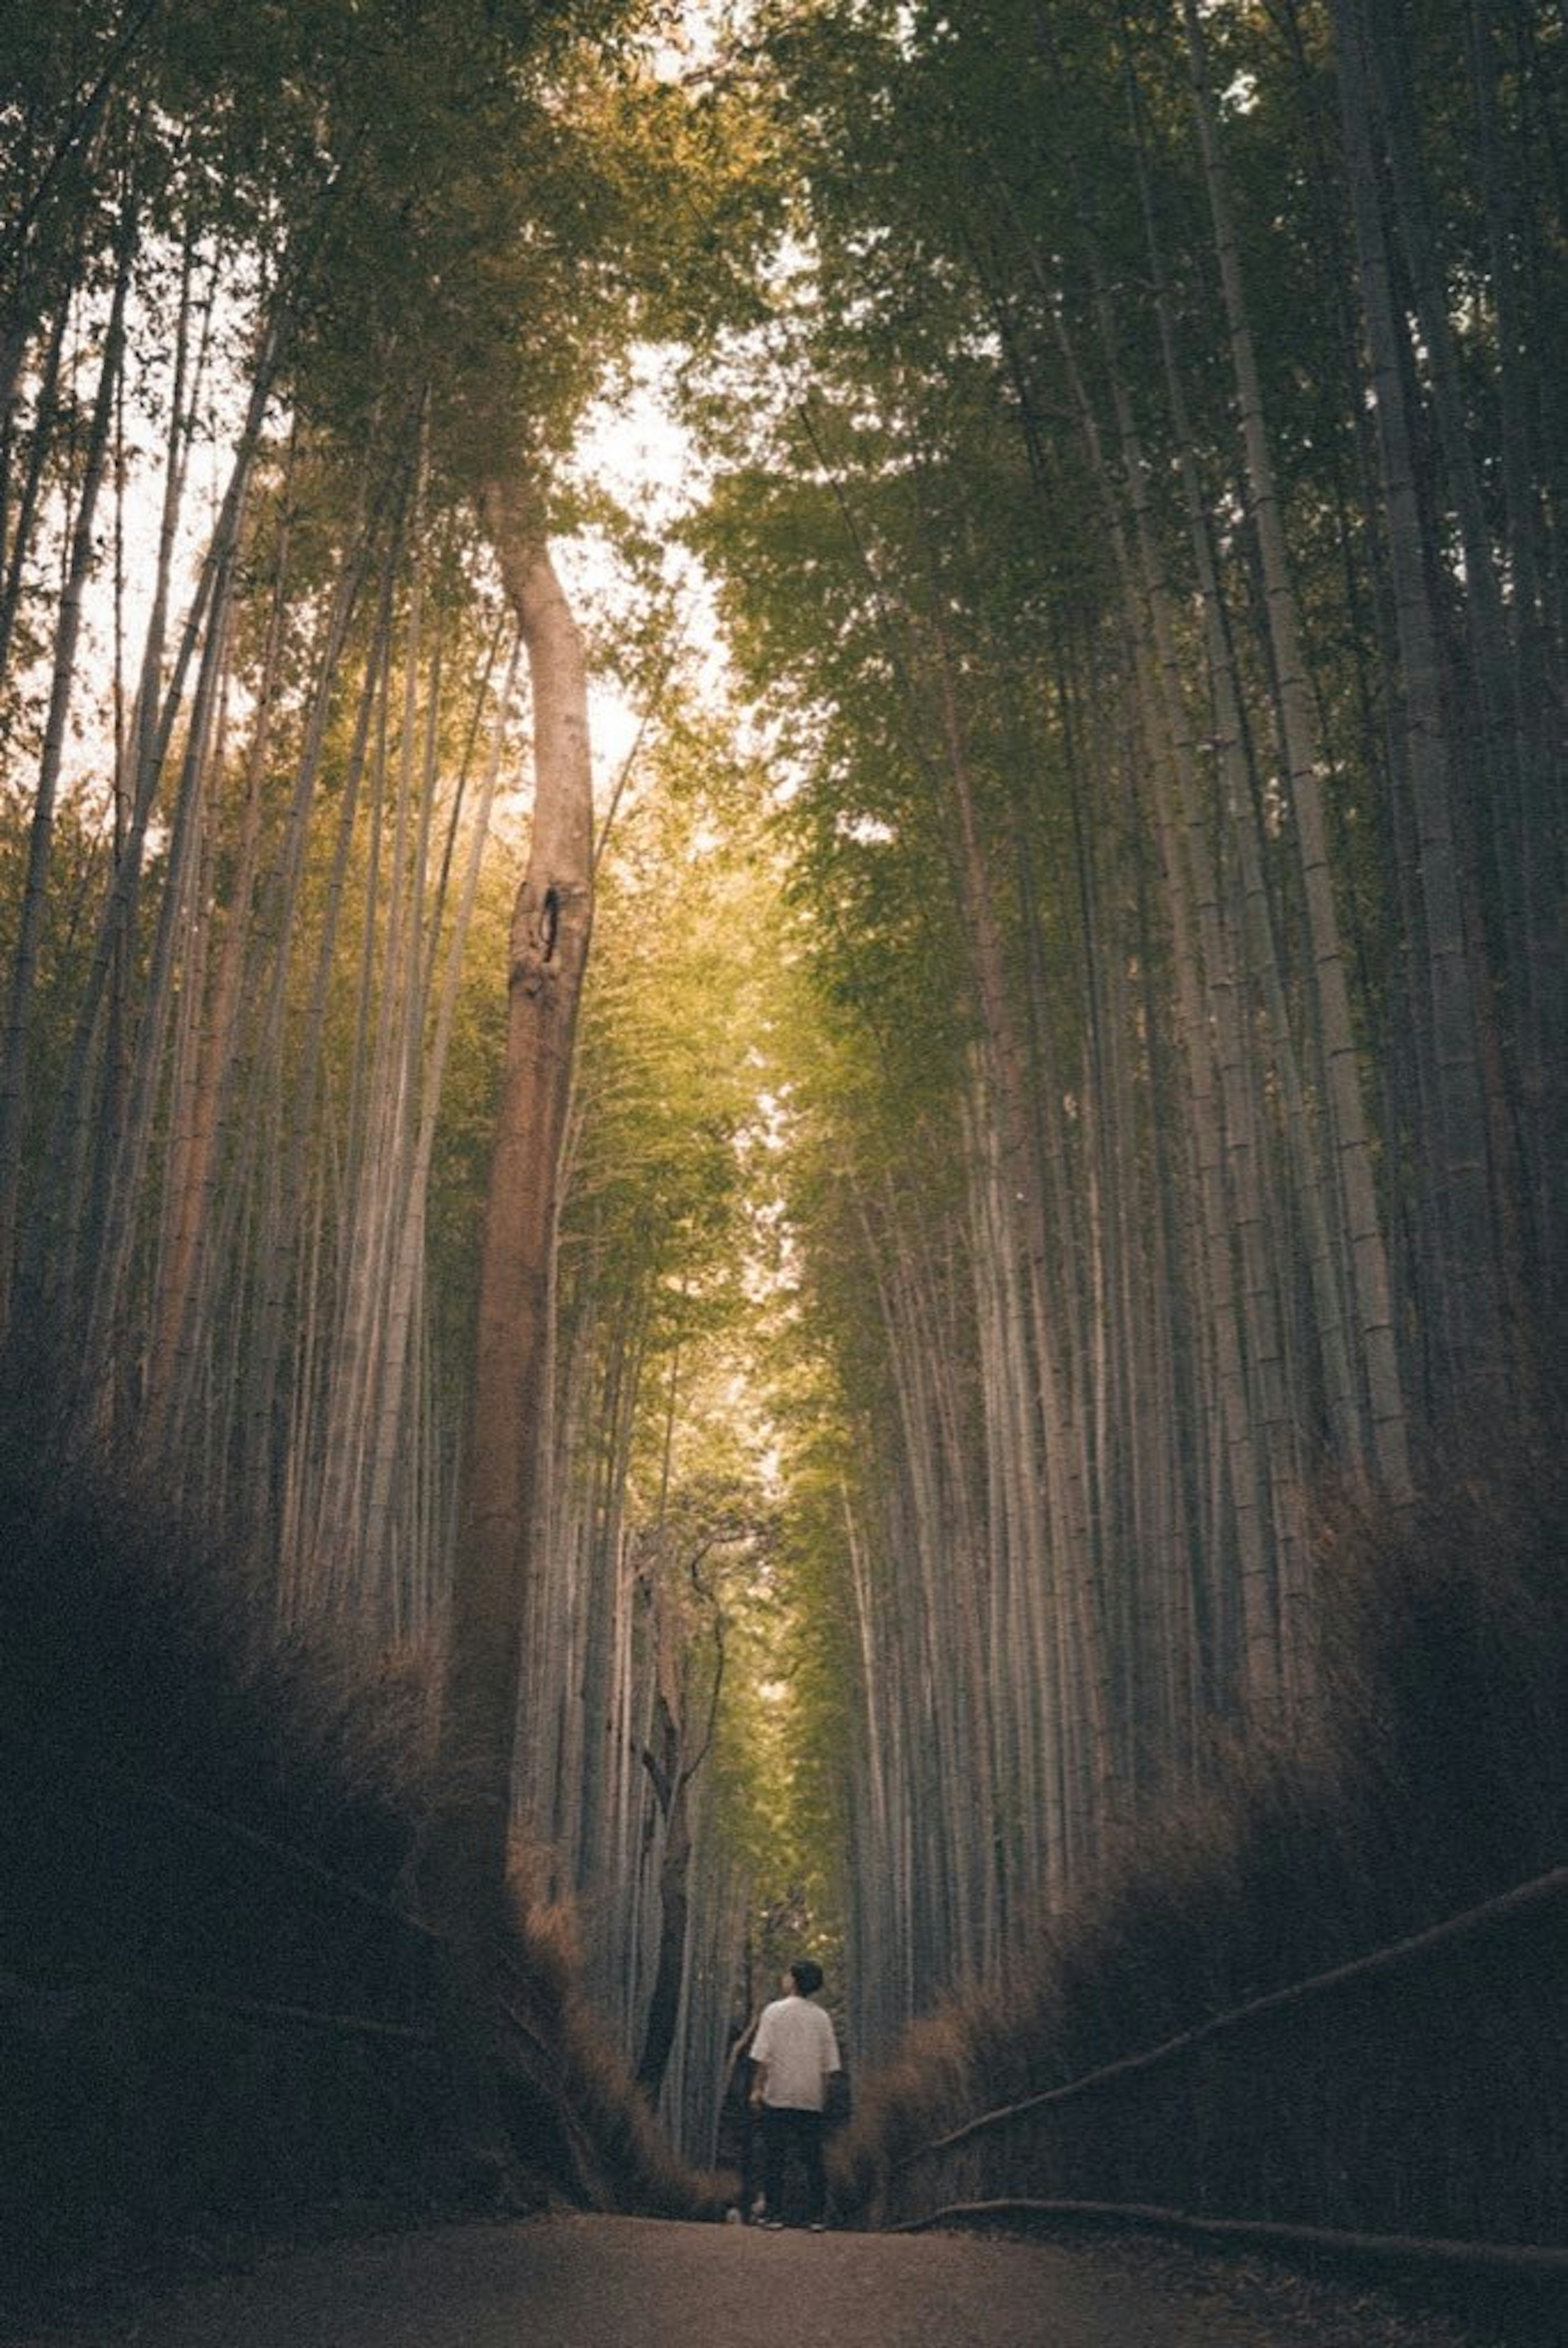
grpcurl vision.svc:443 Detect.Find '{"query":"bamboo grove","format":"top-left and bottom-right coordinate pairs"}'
top-left (0, 0), bottom-right (765, 2159)
top-left (683, 0), bottom-right (1566, 2068)
top-left (2, 0), bottom-right (1564, 2164)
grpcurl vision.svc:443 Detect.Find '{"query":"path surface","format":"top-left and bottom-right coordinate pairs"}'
top-left (69, 2213), bottom-right (1467, 2348)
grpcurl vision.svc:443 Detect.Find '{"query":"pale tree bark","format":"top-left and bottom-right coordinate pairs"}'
top-left (1092, 285), bottom-right (1298, 1712)
top-left (359, 638), bottom-right (521, 1612)
top-left (978, 150), bottom-right (1276, 1722)
top-left (418, 476), bottom-right (594, 1926)
top-left (855, 1172), bottom-right (998, 1979)
top-left (1043, 282), bottom-right (1272, 1712)
top-left (1181, 0), bottom-right (1412, 1496)
top-left (143, 448), bottom-right (298, 1448)
top-left (922, 607), bottom-right (1113, 1838)
top-left (979, 97), bottom-right (1286, 1714)
top-left (1466, 0), bottom-right (1566, 1316)
top-left (310, 504), bottom-right (434, 1599)
top-left (1333, 0), bottom-right (1512, 1427)
top-left (992, 265), bottom-right (1211, 1769)
top-left (247, 528), bottom-right (403, 1560)
top-left (1328, 0), bottom-right (1507, 1416)
top-left (570, 1290), bottom-right (648, 1903)
top-left (1124, 58), bottom-right (1361, 1497)
top-left (22, 287), bottom-right (278, 1355)
top-left (0, 194), bottom-right (134, 1349)
top-left (0, 287), bottom-right (69, 689)
top-left (1361, 6), bottom-right (1535, 1349)
top-left (633, 1534), bottom-right (724, 2107)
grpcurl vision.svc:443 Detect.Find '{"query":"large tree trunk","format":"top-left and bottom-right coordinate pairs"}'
top-left (419, 477), bottom-right (594, 1926)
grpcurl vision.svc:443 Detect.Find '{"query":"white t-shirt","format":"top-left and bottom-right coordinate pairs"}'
top-left (750, 1993), bottom-right (841, 2112)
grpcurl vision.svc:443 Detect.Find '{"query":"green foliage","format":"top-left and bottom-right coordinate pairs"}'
top-left (565, 705), bottom-right (777, 1360)
top-left (2, 2), bottom-right (727, 504)
top-left (555, 696), bottom-right (880, 1990)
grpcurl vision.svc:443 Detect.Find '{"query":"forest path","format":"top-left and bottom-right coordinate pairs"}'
top-left (76, 2212), bottom-right (1445, 2348)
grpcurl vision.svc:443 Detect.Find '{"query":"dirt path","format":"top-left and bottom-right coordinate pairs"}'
top-left (59, 2213), bottom-right (1475, 2348)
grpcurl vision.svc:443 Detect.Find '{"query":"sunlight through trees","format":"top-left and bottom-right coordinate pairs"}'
top-left (1, 0), bottom-right (1561, 2168)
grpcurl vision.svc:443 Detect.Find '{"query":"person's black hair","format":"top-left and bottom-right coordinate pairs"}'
top-left (789, 1958), bottom-right (824, 1997)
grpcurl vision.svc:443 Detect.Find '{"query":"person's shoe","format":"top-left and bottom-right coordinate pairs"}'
top-left (760, 2218), bottom-right (784, 2230)
top-left (808, 2220), bottom-right (827, 2232)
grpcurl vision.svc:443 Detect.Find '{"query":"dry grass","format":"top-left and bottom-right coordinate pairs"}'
top-left (498, 1840), bottom-right (731, 2221)
top-left (832, 1411), bottom-right (1568, 2262)
top-left (0, 1420), bottom-right (721, 2323)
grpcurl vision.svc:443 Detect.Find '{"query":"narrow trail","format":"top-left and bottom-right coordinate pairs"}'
top-left (74, 2214), bottom-right (1462, 2348)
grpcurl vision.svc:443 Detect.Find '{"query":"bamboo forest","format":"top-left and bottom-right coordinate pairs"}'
top-left (2, 1), bottom-right (1564, 2332)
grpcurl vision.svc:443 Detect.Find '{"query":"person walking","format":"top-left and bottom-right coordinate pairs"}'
top-left (747, 1960), bottom-right (842, 2230)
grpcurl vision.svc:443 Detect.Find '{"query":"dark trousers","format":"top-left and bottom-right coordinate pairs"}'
top-left (760, 2104), bottom-right (826, 2223)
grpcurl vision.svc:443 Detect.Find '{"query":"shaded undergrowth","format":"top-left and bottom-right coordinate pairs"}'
top-left (832, 1414), bottom-right (1567, 2281)
top-left (0, 1414), bottom-right (722, 2328)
